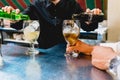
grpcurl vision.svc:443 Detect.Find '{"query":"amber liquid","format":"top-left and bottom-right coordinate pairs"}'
top-left (63, 33), bottom-right (79, 46)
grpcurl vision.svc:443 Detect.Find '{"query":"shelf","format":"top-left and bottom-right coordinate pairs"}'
top-left (0, 27), bottom-right (23, 33)
top-left (3, 38), bottom-right (38, 47)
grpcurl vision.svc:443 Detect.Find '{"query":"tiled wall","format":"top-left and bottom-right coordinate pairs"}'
top-left (0, 0), bottom-right (33, 11)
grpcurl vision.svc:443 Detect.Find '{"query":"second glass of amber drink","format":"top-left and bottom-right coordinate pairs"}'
top-left (63, 20), bottom-right (80, 57)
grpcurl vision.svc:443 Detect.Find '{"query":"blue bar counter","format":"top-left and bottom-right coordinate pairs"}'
top-left (0, 43), bottom-right (112, 80)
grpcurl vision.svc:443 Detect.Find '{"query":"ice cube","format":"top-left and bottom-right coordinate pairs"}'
top-left (29, 21), bottom-right (40, 30)
top-left (24, 26), bottom-right (35, 34)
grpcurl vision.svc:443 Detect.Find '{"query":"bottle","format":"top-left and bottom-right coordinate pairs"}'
top-left (0, 9), bottom-right (30, 20)
top-left (0, 9), bottom-right (5, 19)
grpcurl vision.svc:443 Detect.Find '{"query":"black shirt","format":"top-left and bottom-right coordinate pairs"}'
top-left (11, 0), bottom-right (84, 49)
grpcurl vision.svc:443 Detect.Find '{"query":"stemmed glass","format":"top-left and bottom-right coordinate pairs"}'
top-left (23, 20), bottom-right (40, 59)
top-left (63, 20), bottom-right (80, 57)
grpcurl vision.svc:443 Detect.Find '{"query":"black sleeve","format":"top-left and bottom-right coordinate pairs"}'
top-left (81, 22), bottom-right (98, 32)
top-left (69, 0), bottom-right (84, 14)
top-left (74, 1), bottom-right (84, 13)
top-left (11, 4), bottom-right (38, 30)
top-left (10, 20), bottom-right (23, 30)
top-left (22, 4), bottom-right (39, 20)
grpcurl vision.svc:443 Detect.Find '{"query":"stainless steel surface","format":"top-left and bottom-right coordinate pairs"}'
top-left (0, 43), bottom-right (113, 80)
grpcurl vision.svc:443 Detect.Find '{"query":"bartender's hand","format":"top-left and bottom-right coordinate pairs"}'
top-left (66, 40), bottom-right (94, 55)
top-left (1, 6), bottom-right (21, 24)
top-left (85, 8), bottom-right (102, 25)
top-left (85, 8), bottom-right (102, 15)
top-left (2, 6), bottom-right (20, 14)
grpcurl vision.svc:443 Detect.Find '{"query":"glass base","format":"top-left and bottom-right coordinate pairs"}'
top-left (72, 52), bottom-right (79, 57)
top-left (64, 52), bottom-right (79, 58)
top-left (25, 48), bottom-right (39, 55)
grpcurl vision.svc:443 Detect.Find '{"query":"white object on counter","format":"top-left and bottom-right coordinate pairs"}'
top-left (100, 42), bottom-right (120, 54)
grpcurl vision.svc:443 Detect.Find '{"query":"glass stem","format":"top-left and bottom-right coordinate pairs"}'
top-left (31, 43), bottom-right (35, 60)
top-left (31, 43), bottom-right (35, 49)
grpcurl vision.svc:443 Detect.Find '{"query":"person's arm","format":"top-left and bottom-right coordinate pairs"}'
top-left (91, 46), bottom-right (117, 70)
top-left (69, 0), bottom-right (84, 14)
top-left (1, 4), bottom-right (37, 30)
top-left (74, 0), bottom-right (84, 13)
top-left (1, 6), bottom-right (22, 29)
top-left (66, 40), bottom-right (94, 55)
top-left (10, 4), bottom-right (36, 30)
top-left (66, 40), bottom-right (117, 70)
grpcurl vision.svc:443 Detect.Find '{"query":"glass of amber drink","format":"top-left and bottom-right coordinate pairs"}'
top-left (63, 20), bottom-right (80, 57)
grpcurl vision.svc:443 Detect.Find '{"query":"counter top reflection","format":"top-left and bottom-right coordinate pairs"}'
top-left (0, 43), bottom-right (112, 80)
